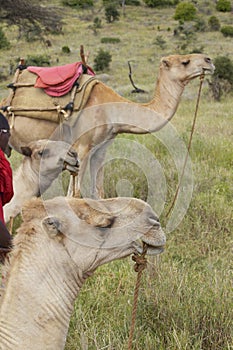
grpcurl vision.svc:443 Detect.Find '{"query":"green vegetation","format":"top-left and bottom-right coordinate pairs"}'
top-left (61, 0), bottom-right (94, 8)
top-left (0, 1), bottom-right (232, 349)
top-left (174, 2), bottom-right (197, 21)
top-left (0, 28), bottom-right (10, 50)
top-left (208, 15), bottom-right (221, 31)
top-left (221, 25), bottom-right (233, 37)
top-left (101, 37), bottom-right (121, 43)
top-left (105, 3), bottom-right (120, 23)
top-left (143, 0), bottom-right (179, 7)
top-left (93, 48), bottom-right (112, 71)
top-left (216, 0), bottom-right (232, 12)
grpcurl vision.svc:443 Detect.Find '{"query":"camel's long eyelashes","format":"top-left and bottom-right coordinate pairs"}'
top-left (182, 59), bottom-right (190, 66)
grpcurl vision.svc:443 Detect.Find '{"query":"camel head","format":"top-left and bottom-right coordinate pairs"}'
top-left (19, 196), bottom-right (165, 276)
top-left (160, 53), bottom-right (215, 85)
top-left (21, 139), bottom-right (79, 177)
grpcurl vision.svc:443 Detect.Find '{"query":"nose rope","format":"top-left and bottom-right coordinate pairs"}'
top-left (128, 243), bottom-right (148, 350)
top-left (166, 72), bottom-right (205, 218)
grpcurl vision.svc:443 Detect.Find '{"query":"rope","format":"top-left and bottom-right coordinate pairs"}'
top-left (127, 243), bottom-right (148, 350)
top-left (166, 73), bottom-right (205, 218)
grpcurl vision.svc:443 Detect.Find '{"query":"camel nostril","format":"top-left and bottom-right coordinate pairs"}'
top-left (205, 57), bottom-right (211, 64)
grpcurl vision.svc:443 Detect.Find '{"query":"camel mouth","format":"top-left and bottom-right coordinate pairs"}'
top-left (134, 239), bottom-right (165, 256)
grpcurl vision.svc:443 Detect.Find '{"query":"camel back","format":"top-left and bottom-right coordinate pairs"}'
top-left (2, 69), bottom-right (98, 124)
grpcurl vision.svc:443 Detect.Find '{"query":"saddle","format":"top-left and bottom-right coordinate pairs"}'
top-left (1, 61), bottom-right (98, 124)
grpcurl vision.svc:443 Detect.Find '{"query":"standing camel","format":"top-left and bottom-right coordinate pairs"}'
top-left (2, 54), bottom-right (215, 198)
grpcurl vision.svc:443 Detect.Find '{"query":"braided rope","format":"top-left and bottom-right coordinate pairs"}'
top-left (128, 244), bottom-right (148, 350)
top-left (166, 73), bottom-right (205, 217)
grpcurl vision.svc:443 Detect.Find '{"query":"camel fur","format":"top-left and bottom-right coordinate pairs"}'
top-left (4, 140), bottom-right (79, 223)
top-left (0, 196), bottom-right (165, 350)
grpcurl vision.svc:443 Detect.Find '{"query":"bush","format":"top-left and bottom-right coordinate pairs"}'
top-left (25, 54), bottom-right (51, 66)
top-left (216, 0), bottom-right (231, 12)
top-left (101, 37), bottom-right (121, 43)
top-left (221, 25), bottom-right (233, 37)
top-left (0, 27), bottom-right (10, 50)
top-left (209, 56), bottom-right (233, 100)
top-left (62, 0), bottom-right (93, 8)
top-left (174, 2), bottom-right (197, 21)
top-left (93, 49), bottom-right (112, 71)
top-left (208, 16), bottom-right (221, 31)
top-left (105, 4), bottom-right (120, 23)
top-left (143, 0), bottom-right (179, 7)
top-left (61, 46), bottom-right (71, 54)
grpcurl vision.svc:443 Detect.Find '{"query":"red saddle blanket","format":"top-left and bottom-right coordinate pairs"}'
top-left (27, 62), bottom-right (95, 97)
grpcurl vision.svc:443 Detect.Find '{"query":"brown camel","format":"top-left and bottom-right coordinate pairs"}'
top-left (3, 54), bottom-right (215, 197)
top-left (0, 196), bottom-right (165, 349)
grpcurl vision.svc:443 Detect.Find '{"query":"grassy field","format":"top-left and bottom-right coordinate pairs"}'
top-left (0, 1), bottom-right (232, 349)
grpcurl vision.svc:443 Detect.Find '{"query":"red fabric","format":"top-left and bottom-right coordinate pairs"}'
top-left (27, 62), bottom-right (95, 97)
top-left (0, 149), bottom-right (13, 224)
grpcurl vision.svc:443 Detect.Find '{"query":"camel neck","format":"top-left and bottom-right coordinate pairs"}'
top-left (0, 230), bottom-right (84, 350)
top-left (146, 70), bottom-right (185, 121)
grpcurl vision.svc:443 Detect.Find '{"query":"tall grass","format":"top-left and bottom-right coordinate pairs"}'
top-left (63, 97), bottom-right (232, 350)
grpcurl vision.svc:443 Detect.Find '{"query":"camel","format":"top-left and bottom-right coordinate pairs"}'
top-left (3, 54), bottom-right (215, 197)
top-left (4, 140), bottom-right (79, 223)
top-left (0, 196), bottom-right (165, 350)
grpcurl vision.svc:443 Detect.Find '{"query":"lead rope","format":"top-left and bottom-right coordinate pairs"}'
top-left (166, 73), bottom-right (205, 218)
top-left (127, 243), bottom-right (148, 350)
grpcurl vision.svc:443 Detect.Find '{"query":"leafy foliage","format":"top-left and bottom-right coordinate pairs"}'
top-left (25, 54), bottom-right (51, 67)
top-left (209, 56), bottom-right (233, 100)
top-left (208, 15), bottom-right (220, 31)
top-left (61, 46), bottom-right (71, 54)
top-left (0, 0), bottom-right (63, 39)
top-left (61, 0), bottom-right (93, 8)
top-left (101, 37), bottom-right (121, 43)
top-left (143, 0), bottom-right (179, 7)
top-left (105, 4), bottom-right (120, 23)
top-left (93, 49), bottom-right (112, 71)
top-left (174, 2), bottom-right (197, 21)
top-left (216, 0), bottom-right (231, 12)
top-left (221, 25), bottom-right (233, 37)
top-left (0, 27), bottom-right (10, 49)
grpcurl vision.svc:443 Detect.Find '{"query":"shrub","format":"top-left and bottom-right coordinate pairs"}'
top-left (209, 56), bottom-right (233, 100)
top-left (208, 16), bottom-right (221, 31)
top-left (0, 27), bottom-right (10, 50)
top-left (25, 54), bottom-right (51, 66)
top-left (62, 0), bottom-right (93, 8)
top-left (221, 25), bottom-right (233, 37)
top-left (101, 37), bottom-right (121, 43)
top-left (61, 46), bottom-right (71, 54)
top-left (143, 0), bottom-right (179, 7)
top-left (93, 49), bottom-right (112, 71)
top-left (174, 2), bottom-right (197, 21)
top-left (216, 0), bottom-right (231, 12)
top-left (105, 4), bottom-right (120, 23)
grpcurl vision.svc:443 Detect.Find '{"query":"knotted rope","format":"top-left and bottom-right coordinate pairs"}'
top-left (166, 73), bottom-right (205, 217)
top-left (127, 243), bottom-right (148, 350)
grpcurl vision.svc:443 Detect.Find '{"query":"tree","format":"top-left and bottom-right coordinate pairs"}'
top-left (174, 2), bottom-right (197, 22)
top-left (105, 4), bottom-right (120, 23)
top-left (0, 27), bottom-right (10, 50)
top-left (208, 56), bottom-right (233, 100)
top-left (0, 0), bottom-right (63, 39)
top-left (94, 49), bottom-right (112, 71)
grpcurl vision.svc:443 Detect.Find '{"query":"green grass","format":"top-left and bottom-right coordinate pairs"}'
top-left (0, 1), bottom-right (232, 349)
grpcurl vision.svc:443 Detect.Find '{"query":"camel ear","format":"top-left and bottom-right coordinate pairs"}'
top-left (161, 58), bottom-right (171, 68)
top-left (42, 216), bottom-right (64, 239)
top-left (21, 146), bottom-right (32, 157)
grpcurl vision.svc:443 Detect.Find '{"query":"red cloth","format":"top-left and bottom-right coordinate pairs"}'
top-left (0, 149), bottom-right (13, 224)
top-left (27, 62), bottom-right (95, 97)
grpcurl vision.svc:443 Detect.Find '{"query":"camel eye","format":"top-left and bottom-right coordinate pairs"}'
top-left (182, 60), bottom-right (190, 66)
